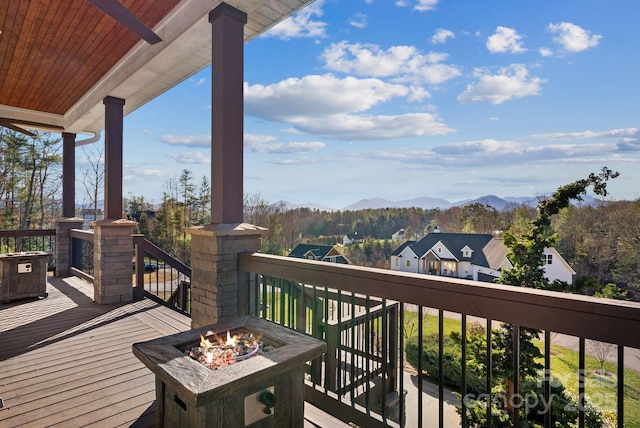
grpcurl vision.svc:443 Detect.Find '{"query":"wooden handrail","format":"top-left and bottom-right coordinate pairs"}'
top-left (69, 229), bottom-right (93, 241)
top-left (238, 252), bottom-right (640, 349)
top-left (134, 236), bottom-right (191, 277)
top-left (0, 229), bottom-right (55, 237)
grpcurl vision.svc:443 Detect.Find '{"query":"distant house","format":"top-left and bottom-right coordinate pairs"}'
top-left (343, 233), bottom-right (365, 246)
top-left (390, 231), bottom-right (575, 284)
top-left (79, 208), bottom-right (104, 228)
top-left (392, 229), bottom-right (405, 241)
top-left (288, 244), bottom-right (350, 264)
top-left (128, 210), bottom-right (157, 222)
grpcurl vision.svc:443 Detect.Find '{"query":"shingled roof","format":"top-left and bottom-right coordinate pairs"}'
top-left (288, 244), bottom-right (350, 264)
top-left (393, 233), bottom-right (504, 269)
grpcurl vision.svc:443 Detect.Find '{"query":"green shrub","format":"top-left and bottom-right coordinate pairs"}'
top-left (405, 333), bottom-right (485, 396)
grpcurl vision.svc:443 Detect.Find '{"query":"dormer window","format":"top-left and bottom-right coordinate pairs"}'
top-left (437, 247), bottom-right (442, 253)
top-left (461, 246), bottom-right (473, 258)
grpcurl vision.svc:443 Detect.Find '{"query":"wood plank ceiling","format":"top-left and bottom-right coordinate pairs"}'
top-left (0, 0), bottom-right (315, 135)
top-left (0, 0), bottom-right (180, 116)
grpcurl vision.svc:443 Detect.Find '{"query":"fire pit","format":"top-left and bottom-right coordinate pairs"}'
top-left (0, 251), bottom-right (49, 303)
top-left (133, 315), bottom-right (325, 427)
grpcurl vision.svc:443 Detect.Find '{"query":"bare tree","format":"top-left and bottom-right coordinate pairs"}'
top-left (80, 145), bottom-right (104, 222)
top-left (588, 339), bottom-right (616, 375)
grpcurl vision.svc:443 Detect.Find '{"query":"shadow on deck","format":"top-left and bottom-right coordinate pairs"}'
top-left (0, 276), bottom-right (347, 427)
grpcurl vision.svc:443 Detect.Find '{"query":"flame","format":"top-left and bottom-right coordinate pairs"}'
top-left (200, 334), bottom-right (213, 348)
top-left (212, 330), bottom-right (238, 347)
top-left (226, 331), bottom-right (238, 347)
top-left (205, 349), bottom-right (214, 364)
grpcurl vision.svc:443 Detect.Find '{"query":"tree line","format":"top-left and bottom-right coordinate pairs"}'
top-left (0, 130), bottom-right (62, 229)
top-left (2, 130), bottom-right (637, 300)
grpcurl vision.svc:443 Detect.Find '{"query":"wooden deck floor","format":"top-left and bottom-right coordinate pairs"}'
top-left (0, 276), bottom-right (348, 427)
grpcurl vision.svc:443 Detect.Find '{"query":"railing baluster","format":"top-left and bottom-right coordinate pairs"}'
top-left (461, 313), bottom-right (467, 428)
top-left (350, 292), bottom-right (356, 406)
top-left (618, 344), bottom-right (624, 428)
top-left (337, 289), bottom-right (343, 395)
top-left (418, 305), bottom-right (424, 428)
top-left (486, 318), bottom-right (492, 428)
top-left (545, 330), bottom-right (552, 428)
top-left (579, 337), bottom-right (585, 428)
top-left (381, 298), bottom-right (388, 421)
top-left (439, 309), bottom-right (444, 428)
top-left (399, 302), bottom-right (405, 428)
top-left (513, 324), bottom-right (520, 428)
top-left (365, 295), bottom-right (371, 416)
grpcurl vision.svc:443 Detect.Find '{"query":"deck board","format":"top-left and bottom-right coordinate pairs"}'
top-left (0, 276), bottom-right (191, 427)
top-left (0, 275), bottom-right (349, 427)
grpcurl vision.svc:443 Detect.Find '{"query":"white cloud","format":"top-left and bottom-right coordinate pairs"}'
top-left (246, 74), bottom-right (411, 121)
top-left (271, 157), bottom-right (323, 165)
top-left (289, 112), bottom-right (453, 140)
top-left (349, 12), bottom-right (367, 29)
top-left (368, 138), bottom-right (617, 168)
top-left (364, 127), bottom-right (640, 169)
top-left (139, 169), bottom-right (164, 177)
top-left (244, 134), bottom-right (277, 145)
top-left (188, 77), bottom-right (206, 87)
top-left (457, 64), bottom-right (546, 105)
top-left (486, 26), bottom-right (526, 54)
top-left (166, 151), bottom-right (210, 164)
top-left (321, 41), bottom-right (460, 85)
top-left (395, 0), bottom-right (438, 11)
top-left (245, 73), bottom-right (453, 140)
top-left (530, 128), bottom-right (639, 140)
top-left (264, 1), bottom-right (327, 40)
top-left (539, 47), bottom-right (553, 57)
top-left (415, 0), bottom-right (439, 11)
top-left (432, 28), bottom-right (455, 44)
top-left (547, 22), bottom-right (601, 53)
top-left (159, 134), bottom-right (210, 147)
top-left (245, 134), bottom-right (326, 154)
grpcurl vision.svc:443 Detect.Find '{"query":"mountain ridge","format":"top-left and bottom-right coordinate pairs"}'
top-left (282, 194), bottom-right (599, 212)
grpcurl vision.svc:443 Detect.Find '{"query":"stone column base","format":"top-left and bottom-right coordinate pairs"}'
top-left (53, 217), bottom-right (84, 277)
top-left (92, 219), bottom-right (136, 304)
top-left (187, 223), bottom-right (266, 329)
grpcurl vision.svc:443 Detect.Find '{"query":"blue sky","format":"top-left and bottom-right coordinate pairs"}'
top-left (84, 0), bottom-right (640, 210)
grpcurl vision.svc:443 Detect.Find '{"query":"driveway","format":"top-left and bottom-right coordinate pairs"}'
top-left (402, 367), bottom-right (462, 427)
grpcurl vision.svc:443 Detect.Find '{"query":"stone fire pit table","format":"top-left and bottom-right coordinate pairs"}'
top-left (133, 315), bottom-right (326, 428)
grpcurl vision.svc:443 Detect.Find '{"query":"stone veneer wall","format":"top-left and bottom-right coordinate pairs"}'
top-left (92, 219), bottom-right (136, 304)
top-left (53, 217), bottom-right (84, 277)
top-left (187, 223), bottom-right (265, 329)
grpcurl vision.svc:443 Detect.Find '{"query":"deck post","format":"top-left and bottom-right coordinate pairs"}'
top-left (209, 3), bottom-right (246, 224)
top-left (53, 217), bottom-right (84, 277)
top-left (92, 219), bottom-right (136, 304)
top-left (187, 223), bottom-right (265, 329)
top-left (185, 4), bottom-right (265, 329)
top-left (103, 96), bottom-right (125, 220)
top-left (61, 132), bottom-right (76, 218)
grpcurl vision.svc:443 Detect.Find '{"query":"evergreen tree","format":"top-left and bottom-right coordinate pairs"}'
top-left (461, 168), bottom-right (618, 427)
top-left (197, 175), bottom-right (211, 224)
